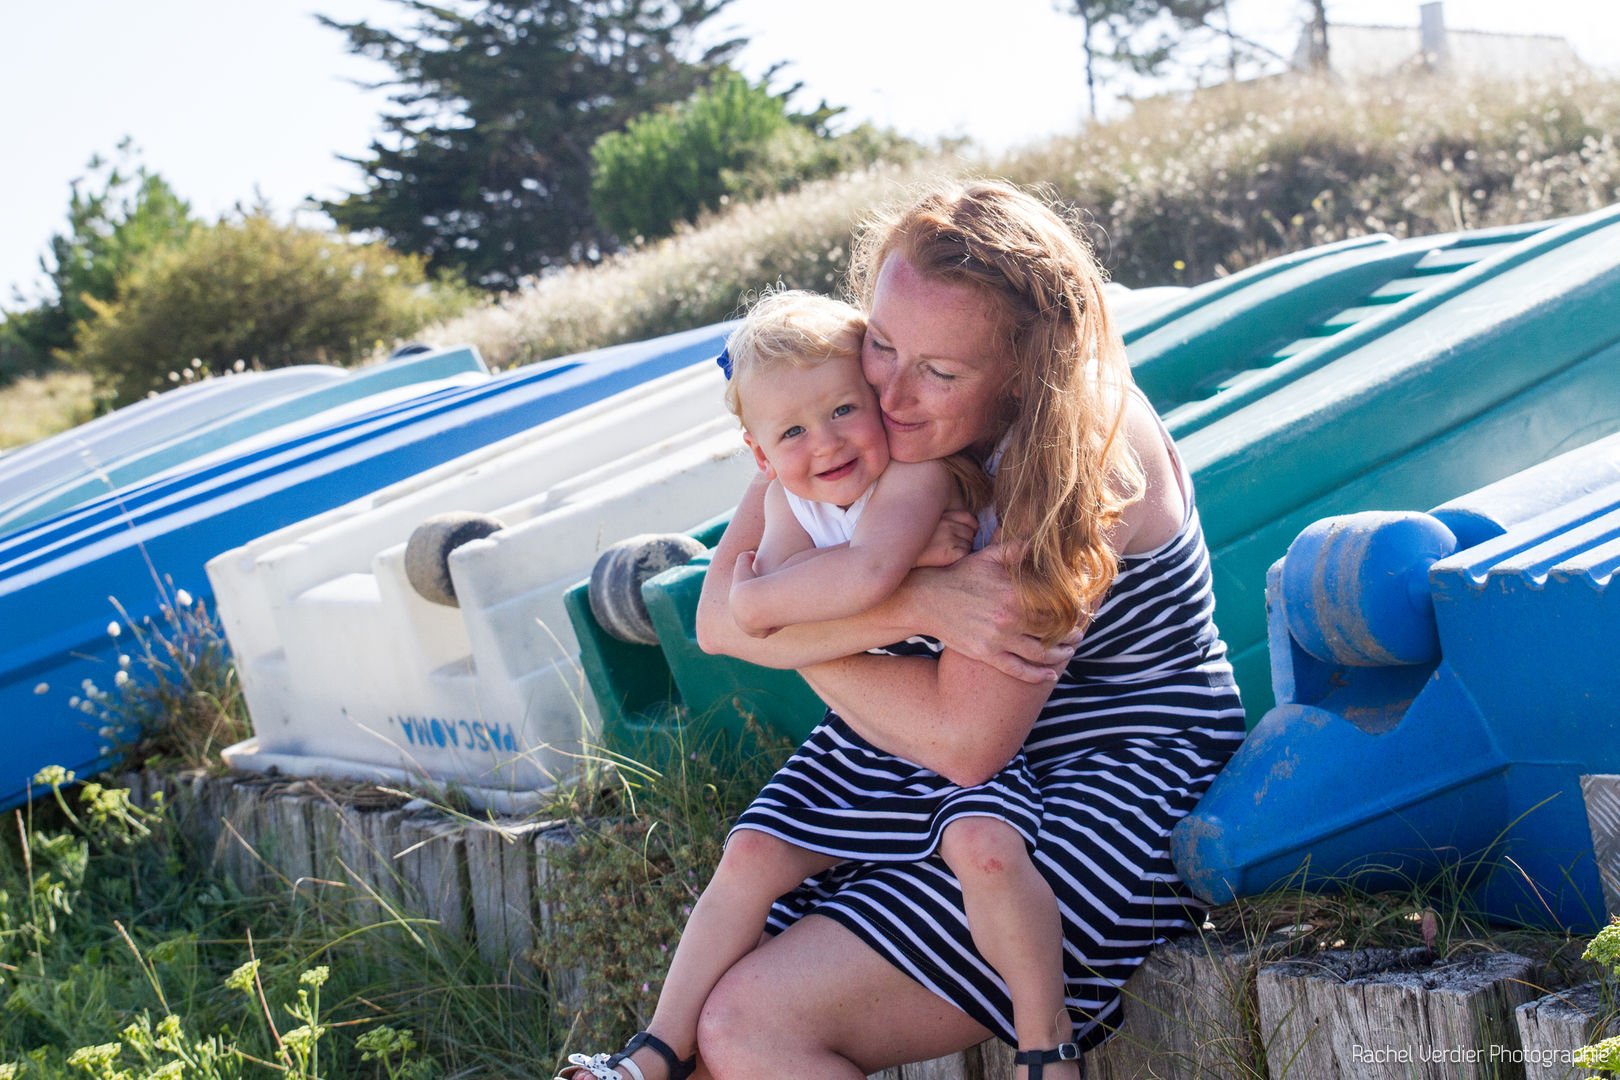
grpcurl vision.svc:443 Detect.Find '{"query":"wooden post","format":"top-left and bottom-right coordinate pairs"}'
top-left (267, 793), bottom-right (317, 900)
top-left (1515, 982), bottom-right (1620, 1080)
top-left (535, 826), bottom-right (585, 1013)
top-left (1257, 948), bottom-right (1538, 1080)
top-left (464, 819), bottom-right (543, 985)
top-left (1088, 931), bottom-right (1271, 1080)
top-left (395, 812), bottom-right (471, 941)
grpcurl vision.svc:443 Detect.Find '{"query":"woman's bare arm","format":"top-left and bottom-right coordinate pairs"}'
top-left (802, 649), bottom-right (1053, 786)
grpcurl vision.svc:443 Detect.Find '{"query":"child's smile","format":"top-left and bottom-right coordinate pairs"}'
top-left (740, 354), bottom-right (890, 509)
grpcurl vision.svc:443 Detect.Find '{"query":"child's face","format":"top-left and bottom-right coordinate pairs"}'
top-left (741, 354), bottom-right (889, 509)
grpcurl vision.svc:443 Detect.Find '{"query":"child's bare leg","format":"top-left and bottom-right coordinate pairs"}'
top-left (938, 817), bottom-right (1076, 1080)
top-left (622, 829), bottom-right (839, 1080)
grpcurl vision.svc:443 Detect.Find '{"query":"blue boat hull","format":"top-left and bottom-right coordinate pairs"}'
top-left (0, 323), bottom-right (731, 810)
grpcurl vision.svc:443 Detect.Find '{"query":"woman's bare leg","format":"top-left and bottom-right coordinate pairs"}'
top-left (938, 818), bottom-right (1075, 1080)
top-left (603, 829), bottom-right (838, 1080)
top-left (697, 913), bottom-right (994, 1079)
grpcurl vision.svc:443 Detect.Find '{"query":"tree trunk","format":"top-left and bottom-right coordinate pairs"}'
top-left (1078, 0), bottom-right (1099, 119)
top-left (1307, 0), bottom-right (1330, 71)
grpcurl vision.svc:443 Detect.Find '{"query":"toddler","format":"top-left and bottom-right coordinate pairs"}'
top-left (559, 291), bottom-right (1070, 1080)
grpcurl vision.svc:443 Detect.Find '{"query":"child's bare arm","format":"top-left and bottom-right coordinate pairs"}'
top-left (749, 479), bottom-right (815, 576)
top-left (730, 461), bottom-right (955, 635)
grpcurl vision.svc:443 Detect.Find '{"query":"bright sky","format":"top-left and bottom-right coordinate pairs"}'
top-left (3, 0), bottom-right (1617, 307)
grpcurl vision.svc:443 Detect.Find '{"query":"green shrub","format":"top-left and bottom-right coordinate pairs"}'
top-left (2, 142), bottom-right (196, 376)
top-left (591, 71), bottom-right (920, 244)
top-left (591, 71), bottom-right (802, 242)
top-left (437, 73), bottom-right (1620, 370)
top-left (69, 213), bottom-right (477, 407)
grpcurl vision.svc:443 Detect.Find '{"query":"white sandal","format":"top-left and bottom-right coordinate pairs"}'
top-left (557, 1031), bottom-right (696, 1080)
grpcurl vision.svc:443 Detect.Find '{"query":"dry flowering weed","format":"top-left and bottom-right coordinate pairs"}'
top-left (424, 72), bottom-right (1620, 372)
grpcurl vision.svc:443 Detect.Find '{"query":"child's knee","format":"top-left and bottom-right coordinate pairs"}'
top-left (939, 816), bottom-right (1028, 880)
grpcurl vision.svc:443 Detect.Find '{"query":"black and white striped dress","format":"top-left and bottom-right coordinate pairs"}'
top-left (737, 436), bottom-right (1246, 1050)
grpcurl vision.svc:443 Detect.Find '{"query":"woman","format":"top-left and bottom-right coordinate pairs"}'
top-left (685, 180), bottom-right (1244, 1079)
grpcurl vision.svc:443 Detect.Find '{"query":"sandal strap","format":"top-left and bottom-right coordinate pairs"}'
top-left (609, 1031), bottom-right (696, 1080)
top-left (558, 1053), bottom-right (624, 1080)
top-left (1013, 1043), bottom-right (1083, 1080)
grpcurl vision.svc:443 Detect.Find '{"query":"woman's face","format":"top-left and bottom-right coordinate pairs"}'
top-left (862, 254), bottom-right (1010, 463)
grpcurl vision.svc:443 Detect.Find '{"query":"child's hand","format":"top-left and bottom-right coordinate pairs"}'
top-left (914, 509), bottom-right (978, 568)
top-left (729, 551), bottom-right (777, 638)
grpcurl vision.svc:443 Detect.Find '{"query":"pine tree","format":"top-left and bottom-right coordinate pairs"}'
top-left (320, 0), bottom-right (742, 288)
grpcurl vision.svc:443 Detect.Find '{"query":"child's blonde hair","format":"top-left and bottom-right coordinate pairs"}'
top-left (723, 290), bottom-right (866, 421)
top-left (725, 288), bottom-right (991, 512)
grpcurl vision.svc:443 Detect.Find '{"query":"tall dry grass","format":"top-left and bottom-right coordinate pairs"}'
top-left (1004, 73), bottom-right (1620, 285)
top-left (426, 72), bottom-right (1620, 368)
top-left (422, 159), bottom-right (966, 369)
top-left (0, 370), bottom-right (96, 450)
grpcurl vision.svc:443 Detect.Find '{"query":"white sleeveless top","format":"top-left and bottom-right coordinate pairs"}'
top-left (784, 485), bottom-right (875, 548)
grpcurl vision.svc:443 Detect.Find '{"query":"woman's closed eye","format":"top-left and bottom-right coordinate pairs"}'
top-left (926, 365), bottom-right (957, 382)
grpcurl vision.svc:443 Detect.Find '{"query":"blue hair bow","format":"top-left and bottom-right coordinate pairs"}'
top-left (715, 346), bottom-right (732, 379)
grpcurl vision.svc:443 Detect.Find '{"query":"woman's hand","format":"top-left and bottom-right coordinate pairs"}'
top-left (909, 543), bottom-right (1080, 683)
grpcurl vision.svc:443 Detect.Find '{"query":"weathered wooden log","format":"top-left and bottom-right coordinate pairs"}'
top-left (1258, 948), bottom-right (1537, 1080)
top-left (1516, 981), bottom-right (1620, 1080)
top-left (305, 790), bottom-right (349, 910)
top-left (266, 793), bottom-right (317, 899)
top-left (464, 820), bottom-right (543, 984)
top-left (865, 1040), bottom-right (1016, 1080)
top-left (395, 812), bottom-right (471, 940)
top-left (222, 779), bottom-right (281, 892)
top-left (534, 825), bottom-right (586, 1012)
top-left (338, 805), bottom-right (403, 923)
top-left (1087, 931), bottom-right (1271, 1080)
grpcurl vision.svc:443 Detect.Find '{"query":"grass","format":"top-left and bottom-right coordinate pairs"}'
top-left (0, 617), bottom-right (792, 1078)
top-left (536, 722), bottom-right (791, 1052)
top-left (0, 370), bottom-right (96, 451)
top-left (0, 769), bottom-right (547, 1078)
top-left (417, 71), bottom-right (1620, 370)
top-left (6, 683), bottom-right (1613, 1078)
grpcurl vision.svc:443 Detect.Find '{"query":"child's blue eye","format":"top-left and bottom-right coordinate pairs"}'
top-left (782, 425), bottom-right (804, 439)
top-left (832, 404), bottom-right (854, 418)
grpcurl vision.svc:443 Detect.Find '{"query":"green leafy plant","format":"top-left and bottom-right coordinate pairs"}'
top-left (68, 211), bottom-right (475, 407)
top-left (2, 139), bottom-right (195, 379)
top-left (354, 1025), bottom-right (433, 1080)
top-left (538, 721), bottom-right (791, 1049)
top-left (2, 768), bottom-right (553, 1077)
top-left (591, 70), bottom-right (919, 244)
top-left (1574, 920), bottom-right (1620, 1075)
